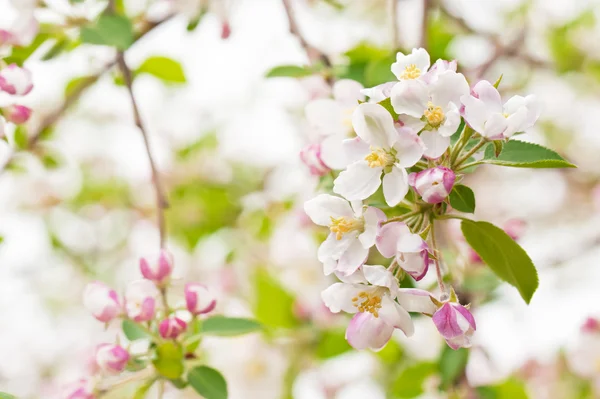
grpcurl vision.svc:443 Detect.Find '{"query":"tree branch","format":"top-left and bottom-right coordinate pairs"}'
top-left (389, 0), bottom-right (399, 50)
top-left (420, 0), bottom-right (431, 49)
top-left (117, 52), bottom-right (169, 248)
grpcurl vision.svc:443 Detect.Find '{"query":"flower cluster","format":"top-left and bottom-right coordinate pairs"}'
top-left (304, 48), bottom-right (542, 351)
top-left (70, 249), bottom-right (218, 397)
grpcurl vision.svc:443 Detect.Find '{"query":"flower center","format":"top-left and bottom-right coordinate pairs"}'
top-left (329, 216), bottom-right (364, 240)
top-left (400, 64), bottom-right (421, 80)
top-left (245, 359), bottom-right (267, 379)
top-left (503, 112), bottom-right (510, 118)
top-left (424, 102), bottom-right (445, 128)
top-left (365, 147), bottom-right (396, 168)
top-left (352, 291), bottom-right (382, 317)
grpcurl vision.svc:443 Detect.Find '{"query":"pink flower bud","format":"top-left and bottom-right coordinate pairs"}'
top-left (83, 281), bottom-right (121, 323)
top-left (159, 316), bottom-right (187, 339)
top-left (581, 317), bottom-right (600, 333)
top-left (95, 344), bottom-right (129, 374)
top-left (3, 104), bottom-right (31, 124)
top-left (125, 280), bottom-right (159, 322)
top-left (432, 302), bottom-right (476, 350)
top-left (139, 249), bottom-right (173, 285)
top-left (408, 167), bottom-right (455, 204)
top-left (221, 20), bottom-right (231, 39)
top-left (63, 379), bottom-right (95, 399)
top-left (300, 143), bottom-right (330, 177)
top-left (0, 64), bottom-right (33, 96)
top-left (185, 283), bottom-right (217, 315)
top-left (503, 219), bottom-right (526, 241)
top-left (0, 30), bottom-right (14, 46)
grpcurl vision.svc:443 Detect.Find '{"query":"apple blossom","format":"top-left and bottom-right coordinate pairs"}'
top-left (391, 70), bottom-right (469, 158)
top-left (300, 143), bottom-right (330, 176)
top-left (432, 302), bottom-right (476, 350)
top-left (159, 316), bottom-right (187, 339)
top-left (391, 48), bottom-right (431, 81)
top-left (0, 64), bottom-right (33, 96)
top-left (139, 249), bottom-right (174, 285)
top-left (185, 282), bottom-right (217, 315)
top-left (408, 166), bottom-right (456, 204)
top-left (333, 103), bottom-right (425, 206)
top-left (63, 379), bottom-right (96, 399)
top-left (83, 281), bottom-right (121, 323)
top-left (461, 80), bottom-right (541, 139)
top-left (95, 344), bottom-right (130, 374)
top-left (3, 105), bottom-right (32, 124)
top-left (125, 279), bottom-right (159, 322)
top-left (321, 265), bottom-right (436, 350)
top-left (376, 222), bottom-right (430, 281)
top-left (304, 194), bottom-right (385, 275)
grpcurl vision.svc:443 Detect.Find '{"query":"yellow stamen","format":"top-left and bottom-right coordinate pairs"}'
top-left (400, 64), bottom-right (421, 80)
top-left (424, 101), bottom-right (445, 128)
top-left (329, 216), bottom-right (364, 240)
top-left (353, 291), bottom-right (383, 317)
top-left (365, 147), bottom-right (395, 168)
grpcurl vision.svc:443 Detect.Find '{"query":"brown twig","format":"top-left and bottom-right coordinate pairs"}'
top-left (420, 0), bottom-right (431, 49)
top-left (117, 52), bottom-right (168, 248)
top-left (389, 0), bottom-right (399, 50)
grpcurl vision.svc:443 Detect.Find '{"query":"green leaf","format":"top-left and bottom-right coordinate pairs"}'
top-left (439, 347), bottom-right (469, 389)
top-left (122, 319), bottom-right (152, 341)
top-left (0, 393), bottom-right (17, 399)
top-left (315, 329), bottom-right (352, 359)
top-left (392, 362), bottom-right (436, 398)
top-left (461, 220), bottom-right (538, 303)
top-left (449, 185), bottom-right (476, 213)
top-left (188, 366), bottom-right (228, 399)
top-left (377, 97), bottom-right (399, 120)
top-left (41, 151), bottom-right (62, 169)
top-left (137, 56), bottom-right (187, 84)
top-left (80, 14), bottom-right (134, 50)
top-left (482, 140), bottom-right (576, 169)
top-left (133, 379), bottom-right (156, 399)
top-left (200, 316), bottom-right (262, 336)
top-left (477, 379), bottom-right (529, 399)
top-left (64, 76), bottom-right (96, 97)
top-left (492, 140), bottom-right (504, 157)
top-left (265, 65), bottom-right (313, 78)
top-left (152, 342), bottom-right (184, 379)
top-left (253, 269), bottom-right (298, 329)
top-left (364, 55), bottom-right (396, 87)
top-left (13, 126), bottom-right (28, 150)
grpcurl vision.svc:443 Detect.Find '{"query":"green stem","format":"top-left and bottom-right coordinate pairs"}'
top-left (449, 125), bottom-right (473, 165)
top-left (436, 214), bottom-right (473, 222)
top-left (429, 221), bottom-right (446, 294)
top-left (382, 210), bottom-right (421, 225)
top-left (454, 138), bottom-right (487, 168)
top-left (455, 160), bottom-right (485, 171)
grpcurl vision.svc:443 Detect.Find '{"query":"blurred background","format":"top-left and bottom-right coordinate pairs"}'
top-left (0, 0), bottom-right (600, 398)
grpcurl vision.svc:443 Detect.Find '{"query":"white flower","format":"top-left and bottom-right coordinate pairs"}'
top-left (391, 48), bottom-right (457, 84)
top-left (461, 80), bottom-right (541, 139)
top-left (376, 222), bottom-right (430, 281)
top-left (332, 103), bottom-right (425, 206)
top-left (39, 0), bottom-right (108, 26)
top-left (391, 70), bottom-right (469, 158)
top-left (304, 194), bottom-right (385, 276)
top-left (305, 79), bottom-right (364, 170)
top-left (321, 265), bottom-right (436, 351)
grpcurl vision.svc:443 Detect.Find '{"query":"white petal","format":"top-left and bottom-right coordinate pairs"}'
top-left (398, 115), bottom-right (427, 132)
top-left (333, 161), bottom-right (382, 201)
top-left (336, 239), bottom-right (369, 275)
top-left (394, 127), bottom-right (425, 167)
top-left (321, 283), bottom-right (362, 313)
top-left (472, 80), bottom-right (503, 113)
top-left (420, 131), bottom-right (450, 159)
top-left (391, 48), bottom-right (430, 80)
top-left (362, 265), bottom-right (398, 292)
top-left (483, 112), bottom-right (508, 139)
top-left (376, 222), bottom-right (411, 258)
top-left (361, 81), bottom-right (396, 102)
top-left (333, 79), bottom-right (365, 106)
top-left (304, 194), bottom-right (353, 226)
top-left (396, 289), bottom-right (437, 314)
top-left (382, 166), bottom-right (409, 206)
top-left (391, 79), bottom-right (428, 118)
top-left (379, 296), bottom-right (414, 337)
top-left (359, 206), bottom-right (385, 248)
top-left (396, 231), bottom-right (426, 253)
top-left (336, 268), bottom-right (368, 284)
top-left (352, 103), bottom-right (398, 148)
top-left (320, 133), bottom-right (350, 170)
top-left (305, 99), bottom-right (347, 136)
top-left (346, 313), bottom-right (395, 351)
top-left (504, 106), bottom-right (529, 137)
top-left (342, 137), bottom-right (371, 164)
top-left (438, 104), bottom-right (461, 137)
top-left (318, 233), bottom-right (353, 263)
top-left (430, 71), bottom-right (469, 108)
top-left (460, 95), bottom-right (488, 134)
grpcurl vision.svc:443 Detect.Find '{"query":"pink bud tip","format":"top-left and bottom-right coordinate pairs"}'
top-left (0, 64), bottom-right (33, 96)
top-left (139, 249), bottom-right (173, 285)
top-left (581, 317), bottom-right (600, 333)
top-left (159, 316), bottom-right (187, 339)
top-left (95, 344), bottom-right (129, 374)
top-left (83, 281), bottom-right (121, 323)
top-left (63, 379), bottom-right (96, 399)
top-left (3, 104), bottom-right (32, 124)
top-left (408, 166), bottom-right (455, 204)
top-left (432, 302), bottom-right (476, 350)
top-left (185, 283), bottom-right (217, 315)
top-left (221, 21), bottom-right (231, 39)
top-left (300, 143), bottom-right (330, 177)
top-left (125, 279), bottom-right (158, 322)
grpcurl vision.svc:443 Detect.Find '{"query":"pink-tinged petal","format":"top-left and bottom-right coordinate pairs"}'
top-left (0, 64), bottom-right (33, 96)
top-left (396, 289), bottom-right (437, 314)
top-left (420, 130), bottom-right (450, 159)
top-left (305, 98), bottom-right (347, 135)
top-left (352, 103), bottom-right (398, 148)
top-left (346, 312), bottom-right (395, 351)
top-left (397, 251), bottom-right (429, 281)
top-left (336, 267), bottom-right (368, 284)
top-left (391, 79), bottom-right (429, 118)
top-left (317, 233), bottom-right (353, 264)
top-left (319, 133), bottom-right (349, 170)
top-left (304, 194), bottom-right (354, 226)
top-left (333, 79), bottom-right (365, 105)
top-left (336, 239), bottom-right (369, 276)
top-left (300, 143), bottom-right (330, 176)
top-left (433, 303), bottom-right (463, 339)
top-left (503, 219), bottom-right (526, 241)
top-left (185, 283), bottom-right (217, 315)
top-left (410, 167), bottom-right (454, 203)
top-left (361, 81), bottom-right (396, 102)
top-left (483, 113), bottom-right (508, 139)
top-left (396, 230), bottom-right (427, 253)
top-left (394, 126), bottom-right (425, 168)
top-left (421, 59), bottom-right (457, 84)
top-left (460, 95), bottom-right (488, 133)
top-left (3, 105), bottom-right (32, 124)
top-left (379, 296), bottom-right (414, 337)
top-left (438, 105), bottom-right (461, 137)
top-left (430, 70), bottom-right (469, 108)
top-left (504, 106), bottom-right (529, 138)
top-left (472, 80), bottom-right (503, 113)
top-left (446, 334), bottom-right (472, 350)
top-left (159, 317), bottom-right (187, 339)
top-left (359, 206), bottom-right (386, 248)
top-left (321, 282), bottom-right (363, 313)
top-left (362, 265), bottom-right (397, 291)
top-left (399, 114), bottom-right (427, 132)
top-left (376, 222), bottom-right (409, 258)
top-left (382, 166), bottom-right (409, 206)
top-left (95, 344), bottom-right (129, 374)
top-left (83, 281), bottom-right (121, 323)
top-left (333, 161), bottom-right (382, 201)
top-left (342, 136), bottom-right (371, 164)
top-left (125, 280), bottom-right (159, 322)
top-left (453, 303), bottom-right (476, 330)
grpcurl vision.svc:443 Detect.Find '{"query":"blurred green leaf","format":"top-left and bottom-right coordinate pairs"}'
top-left (13, 126), bottom-right (28, 150)
top-left (377, 338), bottom-right (403, 364)
top-left (41, 151), bottom-right (62, 169)
top-left (0, 393), bottom-right (17, 399)
top-left (80, 14), bottom-right (134, 50)
top-left (122, 320), bottom-right (152, 341)
top-left (265, 65), bottom-right (314, 78)
top-left (548, 10), bottom-right (595, 73)
top-left (4, 33), bottom-right (51, 64)
top-left (201, 316), bottom-right (262, 336)
top-left (426, 15), bottom-right (455, 62)
top-left (64, 76), bottom-right (96, 97)
top-left (364, 55), bottom-right (396, 87)
top-left (315, 329), bottom-right (352, 359)
top-left (483, 140), bottom-right (576, 168)
top-left (137, 56), bottom-right (187, 84)
top-left (477, 379), bottom-right (529, 399)
top-left (392, 362), bottom-right (436, 398)
top-left (153, 342), bottom-right (184, 379)
top-left (439, 347), bottom-right (469, 389)
top-left (188, 366), bottom-right (228, 399)
top-left (253, 268), bottom-right (298, 329)
top-left (132, 378), bottom-right (156, 399)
